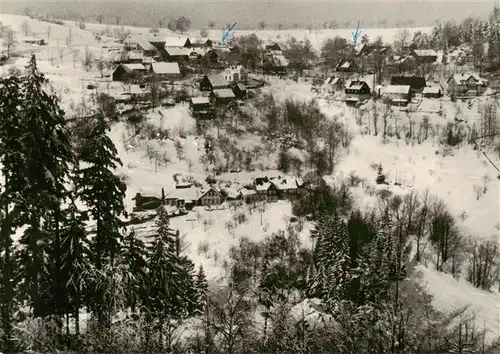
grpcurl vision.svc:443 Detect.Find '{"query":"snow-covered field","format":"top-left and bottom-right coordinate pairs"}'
top-left (1, 11), bottom-right (498, 343)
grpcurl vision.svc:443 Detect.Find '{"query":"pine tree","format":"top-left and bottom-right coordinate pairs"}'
top-left (59, 198), bottom-right (91, 336)
top-left (74, 112), bottom-right (126, 327)
top-left (121, 228), bottom-right (148, 313)
top-left (195, 265), bottom-right (208, 312)
top-left (0, 72), bottom-right (25, 352)
top-left (146, 206), bottom-right (184, 351)
top-left (311, 211), bottom-right (351, 307)
top-left (9, 54), bottom-right (74, 320)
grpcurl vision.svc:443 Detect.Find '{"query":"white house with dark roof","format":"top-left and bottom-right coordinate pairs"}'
top-left (223, 65), bottom-right (248, 83)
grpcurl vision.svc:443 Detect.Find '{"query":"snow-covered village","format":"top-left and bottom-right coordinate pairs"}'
top-left (0, 1), bottom-right (499, 353)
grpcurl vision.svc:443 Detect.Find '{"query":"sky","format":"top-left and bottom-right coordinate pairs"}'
top-left (0, 0), bottom-right (496, 29)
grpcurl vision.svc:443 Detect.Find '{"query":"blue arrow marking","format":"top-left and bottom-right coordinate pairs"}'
top-left (222, 22), bottom-right (237, 43)
top-left (352, 21), bottom-right (361, 46)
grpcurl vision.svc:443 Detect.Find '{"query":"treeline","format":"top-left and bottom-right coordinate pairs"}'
top-left (417, 9), bottom-right (500, 71)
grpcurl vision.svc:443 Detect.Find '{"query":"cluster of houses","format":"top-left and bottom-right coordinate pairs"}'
top-left (329, 72), bottom-right (488, 107)
top-left (133, 173), bottom-right (305, 212)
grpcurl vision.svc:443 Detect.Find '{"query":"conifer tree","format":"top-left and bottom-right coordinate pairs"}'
top-left (146, 206), bottom-right (184, 351)
top-left (59, 198), bottom-right (91, 336)
top-left (74, 112), bottom-right (126, 327)
top-left (195, 265), bottom-right (208, 312)
top-left (121, 228), bottom-right (148, 313)
top-left (9, 54), bottom-right (74, 320)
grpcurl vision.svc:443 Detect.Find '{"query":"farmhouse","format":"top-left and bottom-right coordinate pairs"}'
top-left (262, 55), bottom-right (288, 75)
top-left (211, 89), bottom-right (236, 105)
top-left (336, 59), bottom-right (358, 76)
top-left (164, 187), bottom-right (200, 210)
top-left (411, 49), bottom-right (438, 64)
top-left (270, 177), bottom-right (300, 200)
top-left (150, 62), bottom-right (181, 80)
top-left (240, 188), bottom-right (258, 204)
top-left (122, 35), bottom-right (158, 56)
top-left (199, 75), bottom-right (230, 91)
top-left (390, 76), bottom-right (426, 94)
top-left (198, 187), bottom-right (223, 206)
top-left (190, 97), bottom-right (210, 111)
top-left (112, 63), bottom-right (147, 81)
top-left (223, 65), bottom-right (248, 83)
top-left (327, 76), bottom-right (344, 91)
top-left (422, 86), bottom-right (443, 98)
top-left (345, 80), bottom-right (371, 105)
top-left (164, 48), bottom-right (190, 63)
top-left (381, 85), bottom-right (411, 106)
top-left (164, 36), bottom-right (192, 48)
top-left (446, 73), bottom-right (488, 97)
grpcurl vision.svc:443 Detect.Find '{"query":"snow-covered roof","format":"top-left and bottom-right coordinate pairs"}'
top-left (191, 97), bottom-right (210, 105)
top-left (383, 85), bottom-right (411, 94)
top-left (340, 61), bottom-right (352, 69)
top-left (212, 89), bottom-right (235, 99)
top-left (151, 62), bottom-right (180, 75)
top-left (127, 51), bottom-right (144, 60)
top-left (206, 75), bottom-right (229, 88)
top-left (274, 55), bottom-right (289, 66)
top-left (129, 84), bottom-right (146, 95)
top-left (240, 188), bottom-right (257, 196)
top-left (164, 36), bottom-right (190, 47)
top-left (345, 97), bottom-right (360, 102)
top-left (224, 65), bottom-right (246, 75)
top-left (123, 35), bottom-right (157, 51)
top-left (422, 86), bottom-right (442, 94)
top-left (256, 182), bottom-right (271, 191)
top-left (330, 77), bottom-right (341, 85)
top-left (347, 80), bottom-right (368, 91)
top-left (164, 187), bottom-right (200, 202)
top-left (122, 63), bottom-right (146, 71)
top-left (166, 47), bottom-right (191, 56)
top-left (413, 49), bottom-right (437, 57)
top-left (449, 73), bottom-right (487, 86)
top-left (271, 177), bottom-right (298, 190)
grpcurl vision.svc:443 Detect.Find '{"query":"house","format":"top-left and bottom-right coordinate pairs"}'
top-left (223, 65), bottom-right (248, 83)
top-left (199, 75), bottom-right (230, 91)
top-left (254, 182), bottom-right (279, 202)
top-left (240, 188), bottom-right (258, 203)
top-left (411, 49), bottom-right (438, 64)
top-left (390, 76), bottom-right (426, 94)
top-left (112, 63), bottom-right (147, 81)
top-left (356, 43), bottom-right (391, 57)
top-left (388, 55), bottom-right (416, 73)
top-left (164, 187), bottom-right (200, 210)
top-left (344, 80), bottom-right (371, 105)
top-left (265, 42), bottom-right (284, 55)
top-left (327, 76), bottom-right (344, 91)
top-left (336, 59), bottom-right (358, 77)
top-left (129, 84), bottom-right (149, 101)
top-left (446, 73), bottom-right (488, 97)
top-left (125, 51), bottom-right (144, 63)
top-left (232, 83), bottom-right (247, 99)
top-left (164, 48), bottom-right (190, 63)
top-left (122, 35), bottom-right (158, 56)
top-left (381, 85), bottom-right (411, 106)
top-left (192, 38), bottom-right (213, 48)
top-left (203, 49), bottom-right (220, 66)
top-left (190, 97), bottom-right (211, 111)
top-left (150, 62), bottom-right (181, 81)
top-left (21, 37), bottom-right (45, 45)
top-left (164, 36), bottom-right (192, 48)
top-left (422, 86), bottom-right (443, 98)
top-left (270, 177), bottom-right (300, 200)
top-left (198, 187), bottom-right (223, 206)
top-left (211, 89), bottom-right (236, 105)
top-left (262, 55), bottom-right (288, 75)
